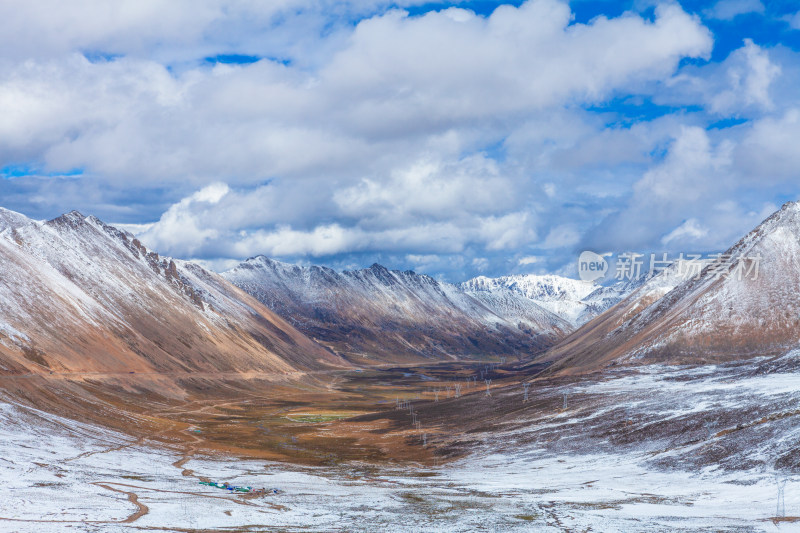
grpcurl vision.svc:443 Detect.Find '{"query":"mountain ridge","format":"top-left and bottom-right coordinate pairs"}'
top-left (0, 208), bottom-right (344, 377)
top-left (222, 255), bottom-right (573, 364)
top-left (461, 272), bottom-right (640, 326)
top-left (538, 201), bottom-right (800, 374)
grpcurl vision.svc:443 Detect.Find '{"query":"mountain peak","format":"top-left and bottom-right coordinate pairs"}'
top-left (541, 200), bottom-right (800, 374)
top-left (0, 207), bottom-right (32, 231)
top-left (0, 206), bottom-right (341, 376)
top-left (47, 210), bottom-right (88, 229)
top-left (239, 255), bottom-right (301, 274)
top-left (85, 214), bottom-right (105, 226)
top-left (461, 273), bottom-right (629, 326)
top-left (368, 262), bottom-right (389, 272)
top-left (245, 255), bottom-right (272, 265)
top-left (767, 200), bottom-right (800, 230)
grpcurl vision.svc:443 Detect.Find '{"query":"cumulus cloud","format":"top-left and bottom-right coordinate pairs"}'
top-left (0, 1), bottom-right (431, 64)
top-left (539, 225), bottom-right (581, 249)
top-left (323, 2), bottom-right (712, 126)
top-left (584, 114), bottom-right (799, 257)
top-left (8, 0), bottom-right (800, 281)
top-left (471, 257), bottom-right (490, 272)
top-left (585, 127), bottom-right (733, 251)
top-left (664, 39), bottom-right (780, 116)
top-left (705, 0), bottom-right (765, 21)
top-left (333, 155), bottom-right (516, 225)
top-left (140, 183), bottom-right (229, 256)
top-left (737, 108), bottom-right (800, 181)
top-left (660, 218), bottom-right (709, 246)
top-left (0, 0), bottom-right (712, 187)
top-left (709, 40), bottom-right (781, 113)
top-left (138, 179), bottom-right (537, 260)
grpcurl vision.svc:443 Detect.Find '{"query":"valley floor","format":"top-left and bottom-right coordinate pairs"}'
top-left (3, 357), bottom-right (800, 531)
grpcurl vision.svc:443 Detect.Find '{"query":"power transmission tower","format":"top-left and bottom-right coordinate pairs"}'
top-left (776, 476), bottom-right (787, 518)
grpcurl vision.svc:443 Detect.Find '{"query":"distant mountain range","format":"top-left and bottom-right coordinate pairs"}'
top-left (218, 250), bottom-right (648, 364)
top-left (0, 206), bottom-right (586, 375)
top-left (222, 257), bottom-right (573, 363)
top-left (460, 273), bottom-right (640, 326)
top-left (1, 201), bottom-right (797, 379)
top-left (219, 258), bottom-right (643, 364)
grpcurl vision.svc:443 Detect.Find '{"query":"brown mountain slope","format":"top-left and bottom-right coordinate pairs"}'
top-left (0, 209), bottom-right (345, 376)
top-left (539, 202), bottom-right (800, 375)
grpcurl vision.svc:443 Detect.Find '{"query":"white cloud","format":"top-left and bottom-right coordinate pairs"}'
top-left (588, 127), bottom-right (735, 251)
top-left (737, 108), bottom-right (800, 180)
top-left (540, 225), bottom-right (581, 249)
top-left (407, 254), bottom-right (440, 264)
top-left (0, 1), bottom-right (431, 64)
top-left (788, 11), bottom-right (800, 30)
top-left (583, 115), bottom-right (800, 258)
top-left (324, 2), bottom-right (711, 126)
top-left (10, 0), bottom-right (783, 281)
top-left (660, 218), bottom-right (708, 246)
top-left (136, 182), bottom-right (538, 260)
top-left (139, 183), bottom-right (230, 255)
top-left (113, 222), bottom-right (154, 235)
top-left (665, 40), bottom-right (781, 116)
top-left (478, 212), bottom-right (537, 251)
top-left (189, 257), bottom-right (245, 273)
top-left (471, 257), bottom-right (490, 272)
top-left (0, 1), bottom-right (712, 187)
top-left (232, 224), bottom-right (367, 257)
top-left (333, 155), bottom-right (515, 224)
top-left (192, 182), bottom-right (229, 204)
top-left (709, 39), bottom-right (780, 113)
top-left (518, 255), bottom-right (542, 266)
top-left (705, 0), bottom-right (765, 20)
top-left (0, 0), bottom-right (221, 61)
top-left (632, 126), bottom-right (726, 204)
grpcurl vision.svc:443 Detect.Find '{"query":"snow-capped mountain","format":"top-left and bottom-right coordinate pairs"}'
top-left (461, 273), bottom-right (637, 326)
top-left (222, 257), bottom-right (573, 363)
top-left (0, 208), bottom-right (341, 376)
top-left (541, 201), bottom-right (800, 374)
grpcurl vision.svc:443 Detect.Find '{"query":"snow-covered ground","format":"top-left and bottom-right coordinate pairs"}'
top-left (2, 361), bottom-right (800, 532)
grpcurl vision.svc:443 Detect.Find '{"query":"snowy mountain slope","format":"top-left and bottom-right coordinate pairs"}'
top-left (541, 201), bottom-right (800, 374)
top-left (222, 257), bottom-right (573, 363)
top-left (3, 358), bottom-right (800, 531)
top-left (0, 209), bottom-right (342, 376)
top-left (0, 207), bottom-right (30, 230)
top-left (461, 273), bottom-right (637, 326)
top-left (462, 273), bottom-right (596, 304)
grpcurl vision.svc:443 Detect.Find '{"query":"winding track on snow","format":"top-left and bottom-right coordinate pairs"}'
top-left (92, 482), bottom-right (150, 522)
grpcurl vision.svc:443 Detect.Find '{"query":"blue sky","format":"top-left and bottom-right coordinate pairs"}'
top-left (1, 0), bottom-right (799, 281)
